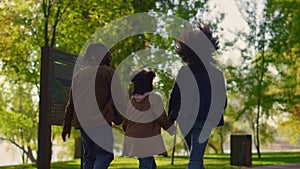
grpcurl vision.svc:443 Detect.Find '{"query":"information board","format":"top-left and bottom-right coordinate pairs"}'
top-left (50, 49), bottom-right (77, 125)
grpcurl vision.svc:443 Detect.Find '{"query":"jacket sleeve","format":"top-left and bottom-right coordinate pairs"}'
top-left (122, 119), bottom-right (127, 132)
top-left (63, 88), bottom-right (75, 132)
top-left (102, 98), bottom-right (124, 125)
top-left (168, 82), bottom-right (181, 122)
top-left (102, 68), bottom-right (124, 125)
top-left (157, 110), bottom-right (174, 130)
top-left (152, 94), bottom-right (173, 130)
top-left (109, 70), bottom-right (125, 125)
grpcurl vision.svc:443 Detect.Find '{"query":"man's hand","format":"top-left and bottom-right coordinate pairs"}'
top-left (62, 129), bottom-right (71, 142)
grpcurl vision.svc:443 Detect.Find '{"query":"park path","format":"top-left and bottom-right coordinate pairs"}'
top-left (242, 163), bottom-right (300, 169)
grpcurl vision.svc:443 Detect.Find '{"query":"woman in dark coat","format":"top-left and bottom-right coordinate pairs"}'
top-left (168, 24), bottom-right (227, 169)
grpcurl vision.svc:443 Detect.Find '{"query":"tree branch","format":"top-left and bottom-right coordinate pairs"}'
top-left (207, 142), bottom-right (218, 154)
top-left (50, 5), bottom-right (61, 46)
top-left (50, 2), bottom-right (70, 46)
top-left (0, 137), bottom-right (36, 163)
top-left (43, 0), bottom-right (52, 46)
top-left (0, 137), bottom-right (24, 152)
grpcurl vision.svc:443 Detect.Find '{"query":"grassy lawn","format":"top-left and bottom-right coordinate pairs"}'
top-left (0, 152), bottom-right (299, 169)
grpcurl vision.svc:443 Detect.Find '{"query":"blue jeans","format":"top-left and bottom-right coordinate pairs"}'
top-left (80, 128), bottom-right (114, 169)
top-left (138, 156), bottom-right (157, 169)
top-left (184, 129), bottom-right (209, 169)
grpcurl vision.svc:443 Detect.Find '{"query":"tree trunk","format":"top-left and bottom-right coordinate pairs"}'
top-left (22, 149), bottom-right (25, 164)
top-left (207, 142), bottom-right (218, 154)
top-left (256, 103), bottom-right (261, 158)
top-left (26, 146), bottom-right (37, 163)
top-left (171, 124), bottom-right (177, 165)
top-left (219, 128), bottom-right (224, 154)
top-left (255, 3), bottom-right (267, 159)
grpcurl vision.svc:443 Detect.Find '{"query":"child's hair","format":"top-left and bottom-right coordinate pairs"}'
top-left (175, 23), bottom-right (219, 65)
top-left (131, 70), bottom-right (156, 95)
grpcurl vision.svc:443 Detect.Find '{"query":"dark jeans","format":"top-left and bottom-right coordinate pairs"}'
top-left (184, 129), bottom-right (209, 169)
top-left (138, 156), bottom-right (157, 169)
top-left (80, 128), bottom-right (114, 169)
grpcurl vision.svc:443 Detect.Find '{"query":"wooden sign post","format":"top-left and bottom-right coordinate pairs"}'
top-left (38, 46), bottom-right (53, 169)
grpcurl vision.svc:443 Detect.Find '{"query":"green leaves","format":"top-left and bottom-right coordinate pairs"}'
top-left (226, 0), bottom-right (300, 156)
top-left (0, 81), bottom-right (39, 162)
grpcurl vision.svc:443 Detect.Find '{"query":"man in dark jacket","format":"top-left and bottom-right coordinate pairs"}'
top-left (62, 43), bottom-right (123, 169)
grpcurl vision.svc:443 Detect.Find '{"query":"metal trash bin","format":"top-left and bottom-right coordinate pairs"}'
top-left (230, 134), bottom-right (252, 166)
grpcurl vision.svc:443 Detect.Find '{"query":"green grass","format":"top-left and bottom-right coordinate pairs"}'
top-left (250, 152), bottom-right (300, 166)
top-left (0, 152), bottom-right (299, 169)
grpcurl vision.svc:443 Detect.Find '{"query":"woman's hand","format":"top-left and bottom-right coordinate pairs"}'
top-left (166, 123), bottom-right (176, 136)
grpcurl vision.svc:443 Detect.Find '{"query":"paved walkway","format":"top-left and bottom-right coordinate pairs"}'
top-left (242, 163), bottom-right (300, 169)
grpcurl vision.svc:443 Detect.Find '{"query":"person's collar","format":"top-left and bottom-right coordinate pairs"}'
top-left (133, 92), bottom-right (151, 102)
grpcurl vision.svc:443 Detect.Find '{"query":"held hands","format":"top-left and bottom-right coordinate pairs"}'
top-left (159, 151), bottom-right (168, 157)
top-left (166, 123), bottom-right (176, 136)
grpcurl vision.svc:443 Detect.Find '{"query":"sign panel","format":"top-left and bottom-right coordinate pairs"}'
top-left (50, 49), bottom-right (77, 125)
